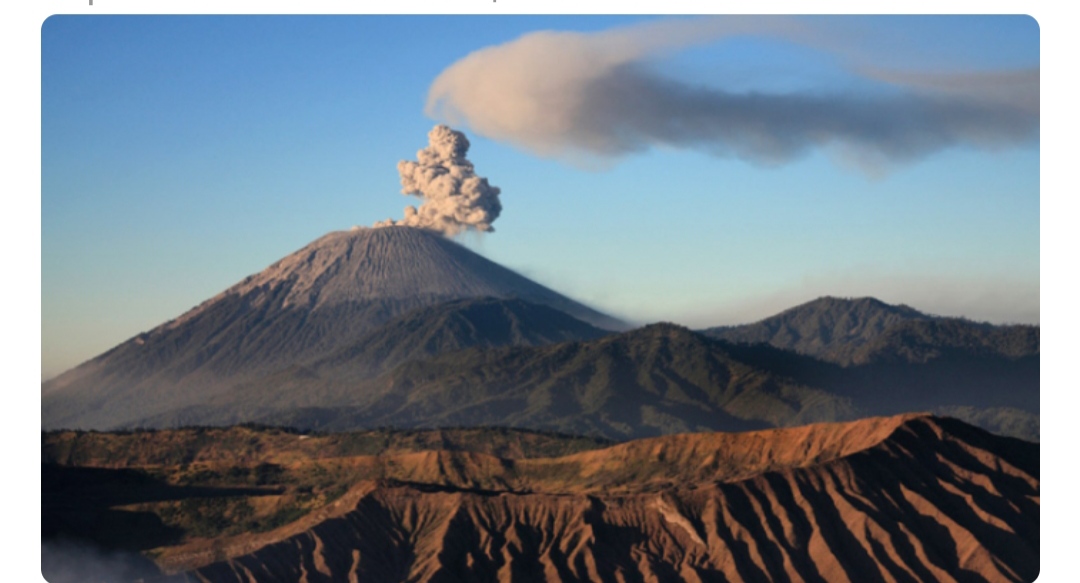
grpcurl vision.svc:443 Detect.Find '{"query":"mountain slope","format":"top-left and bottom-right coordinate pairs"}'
top-left (42, 227), bottom-right (623, 430)
top-left (313, 296), bottom-right (612, 379)
top-left (47, 415), bottom-right (1034, 582)
top-left (702, 296), bottom-right (1040, 367)
top-left (700, 298), bottom-right (1039, 440)
top-left (701, 296), bottom-right (928, 363)
top-left (848, 318), bottom-right (1040, 364)
top-left (122, 320), bottom-right (1038, 441)
top-left (136, 323), bottom-right (856, 438)
top-left (334, 324), bottom-right (855, 438)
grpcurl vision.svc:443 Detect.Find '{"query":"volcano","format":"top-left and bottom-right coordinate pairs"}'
top-left (42, 227), bottom-right (624, 430)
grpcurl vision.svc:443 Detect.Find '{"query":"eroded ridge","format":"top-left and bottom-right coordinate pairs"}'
top-left (144, 415), bottom-right (1037, 582)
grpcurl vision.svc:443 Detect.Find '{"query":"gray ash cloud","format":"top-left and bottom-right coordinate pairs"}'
top-left (375, 125), bottom-right (502, 236)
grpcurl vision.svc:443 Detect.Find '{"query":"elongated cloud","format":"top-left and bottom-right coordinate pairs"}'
top-left (426, 18), bottom-right (1038, 167)
top-left (375, 124), bottom-right (502, 236)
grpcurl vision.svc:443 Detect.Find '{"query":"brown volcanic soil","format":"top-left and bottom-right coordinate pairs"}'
top-left (82, 414), bottom-right (1034, 583)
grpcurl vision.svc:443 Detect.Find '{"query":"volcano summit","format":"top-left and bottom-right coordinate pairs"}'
top-left (42, 226), bottom-right (624, 430)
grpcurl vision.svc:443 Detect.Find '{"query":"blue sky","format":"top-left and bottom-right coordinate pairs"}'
top-left (41, 15), bottom-right (1040, 379)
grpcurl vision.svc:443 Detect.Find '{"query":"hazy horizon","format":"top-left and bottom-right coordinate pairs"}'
top-left (39, 223), bottom-right (1040, 381)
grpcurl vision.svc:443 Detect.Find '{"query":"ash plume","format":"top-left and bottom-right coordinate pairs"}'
top-left (375, 125), bottom-right (502, 236)
top-left (425, 18), bottom-right (1038, 169)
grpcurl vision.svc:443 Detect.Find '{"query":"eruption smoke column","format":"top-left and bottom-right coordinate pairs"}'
top-left (375, 125), bottom-right (502, 236)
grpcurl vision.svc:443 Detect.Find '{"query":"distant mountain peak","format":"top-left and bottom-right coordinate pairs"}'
top-left (700, 296), bottom-right (932, 363)
top-left (701, 295), bottom-right (1037, 367)
top-left (635, 321), bottom-right (695, 335)
top-left (780, 295), bottom-right (926, 318)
